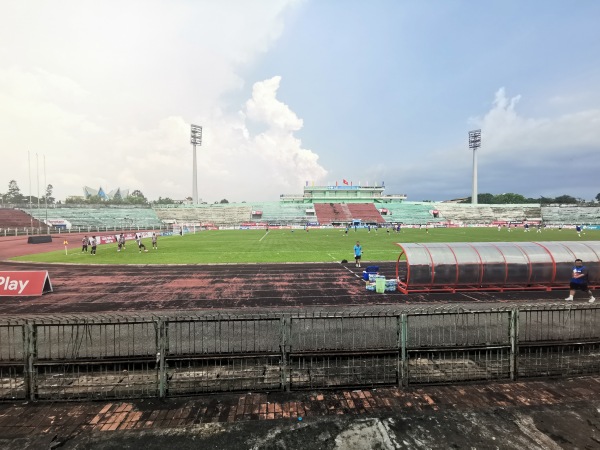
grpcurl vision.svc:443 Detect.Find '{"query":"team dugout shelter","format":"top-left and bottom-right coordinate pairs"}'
top-left (395, 241), bottom-right (600, 294)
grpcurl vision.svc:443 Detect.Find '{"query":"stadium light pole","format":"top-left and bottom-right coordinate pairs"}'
top-left (190, 124), bottom-right (202, 205)
top-left (468, 129), bottom-right (481, 205)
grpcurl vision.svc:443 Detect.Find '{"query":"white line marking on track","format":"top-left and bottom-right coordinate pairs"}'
top-left (328, 253), bottom-right (362, 278)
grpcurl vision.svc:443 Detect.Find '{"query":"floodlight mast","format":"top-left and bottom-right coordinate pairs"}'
top-left (468, 129), bottom-right (481, 205)
top-left (190, 124), bottom-right (202, 205)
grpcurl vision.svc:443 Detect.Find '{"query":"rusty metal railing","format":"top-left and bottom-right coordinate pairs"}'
top-left (0, 304), bottom-right (598, 401)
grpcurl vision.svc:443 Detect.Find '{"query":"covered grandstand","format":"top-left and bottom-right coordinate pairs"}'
top-left (6, 183), bottom-right (599, 231)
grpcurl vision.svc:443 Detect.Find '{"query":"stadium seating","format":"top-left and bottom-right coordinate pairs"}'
top-left (155, 202), bottom-right (323, 227)
top-left (312, 203), bottom-right (385, 225)
top-left (0, 209), bottom-right (46, 229)
top-left (247, 202), bottom-right (315, 225)
top-left (380, 202), bottom-right (443, 225)
top-left (347, 203), bottom-right (386, 224)
top-left (313, 203), bottom-right (352, 224)
top-left (23, 207), bottom-right (163, 229)
top-left (154, 204), bottom-right (253, 227)
top-left (21, 202), bottom-right (597, 231)
top-left (433, 203), bottom-right (542, 224)
top-left (541, 206), bottom-right (600, 224)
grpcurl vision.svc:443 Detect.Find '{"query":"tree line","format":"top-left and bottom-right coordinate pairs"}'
top-left (0, 180), bottom-right (232, 206)
top-left (3, 179), bottom-right (598, 206)
top-left (0, 180), bottom-right (55, 206)
top-left (460, 192), bottom-right (600, 204)
top-left (0, 179), bottom-right (149, 206)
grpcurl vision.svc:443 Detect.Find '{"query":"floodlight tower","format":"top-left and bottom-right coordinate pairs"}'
top-left (468, 129), bottom-right (482, 205)
top-left (190, 124), bottom-right (202, 205)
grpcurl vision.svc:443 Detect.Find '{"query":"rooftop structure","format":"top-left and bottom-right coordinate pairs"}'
top-left (83, 186), bottom-right (130, 201)
top-left (280, 184), bottom-right (407, 204)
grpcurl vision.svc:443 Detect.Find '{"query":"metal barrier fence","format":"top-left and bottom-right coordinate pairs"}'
top-left (0, 305), bottom-right (599, 401)
top-left (1, 224), bottom-right (168, 237)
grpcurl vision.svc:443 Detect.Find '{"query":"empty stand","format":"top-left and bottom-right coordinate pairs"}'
top-left (541, 206), bottom-right (600, 224)
top-left (0, 209), bottom-right (47, 230)
top-left (24, 207), bottom-right (163, 229)
top-left (347, 203), bottom-right (386, 224)
top-left (380, 202), bottom-right (443, 225)
top-left (433, 204), bottom-right (543, 224)
top-left (154, 205), bottom-right (252, 227)
top-left (314, 203), bottom-right (352, 225)
top-left (248, 202), bottom-right (315, 225)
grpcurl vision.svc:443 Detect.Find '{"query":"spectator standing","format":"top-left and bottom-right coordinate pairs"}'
top-left (90, 236), bottom-right (97, 255)
top-left (565, 259), bottom-right (595, 302)
top-left (81, 236), bottom-right (88, 253)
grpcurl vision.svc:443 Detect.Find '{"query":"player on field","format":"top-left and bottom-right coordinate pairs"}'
top-left (354, 241), bottom-right (362, 268)
top-left (136, 233), bottom-right (148, 252)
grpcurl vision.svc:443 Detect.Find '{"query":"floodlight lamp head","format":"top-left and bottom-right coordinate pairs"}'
top-left (468, 129), bottom-right (481, 149)
top-left (190, 124), bottom-right (202, 145)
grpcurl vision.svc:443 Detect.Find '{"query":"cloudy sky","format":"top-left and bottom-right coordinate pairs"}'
top-left (1, 0), bottom-right (600, 203)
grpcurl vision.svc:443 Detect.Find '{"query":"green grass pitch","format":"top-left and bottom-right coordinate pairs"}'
top-left (11, 227), bottom-right (597, 265)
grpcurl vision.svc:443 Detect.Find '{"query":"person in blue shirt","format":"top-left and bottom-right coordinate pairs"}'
top-left (565, 259), bottom-right (595, 302)
top-left (354, 241), bottom-right (362, 268)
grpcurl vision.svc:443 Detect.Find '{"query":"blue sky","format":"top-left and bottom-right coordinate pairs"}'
top-left (1, 0), bottom-right (599, 202)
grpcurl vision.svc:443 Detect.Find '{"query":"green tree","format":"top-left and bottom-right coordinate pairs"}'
top-left (494, 193), bottom-right (528, 204)
top-left (595, 193), bottom-right (600, 202)
top-left (477, 193), bottom-right (495, 204)
top-left (7, 180), bottom-right (24, 203)
top-left (153, 197), bottom-right (177, 205)
top-left (219, 199), bottom-right (229, 204)
top-left (45, 184), bottom-right (55, 205)
top-left (128, 190), bottom-right (148, 204)
top-left (86, 194), bottom-right (102, 204)
top-left (554, 195), bottom-right (577, 204)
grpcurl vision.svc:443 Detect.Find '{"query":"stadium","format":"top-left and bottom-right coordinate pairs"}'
top-left (1, 35), bottom-right (600, 450)
top-left (4, 0), bottom-right (600, 446)
top-left (3, 182), bottom-right (600, 232)
top-left (1, 174), bottom-right (600, 447)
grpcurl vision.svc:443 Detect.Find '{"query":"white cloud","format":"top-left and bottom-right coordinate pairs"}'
top-left (474, 88), bottom-right (600, 157)
top-left (44, 76), bottom-right (327, 203)
top-left (0, 0), bottom-right (319, 202)
top-left (385, 87), bottom-right (600, 200)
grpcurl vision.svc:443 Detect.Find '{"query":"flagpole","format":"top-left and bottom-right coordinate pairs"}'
top-left (36, 153), bottom-right (40, 211)
top-left (28, 151), bottom-right (33, 229)
top-left (44, 155), bottom-right (48, 229)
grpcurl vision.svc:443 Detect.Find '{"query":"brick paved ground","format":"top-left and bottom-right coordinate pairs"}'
top-left (1, 376), bottom-right (600, 449)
